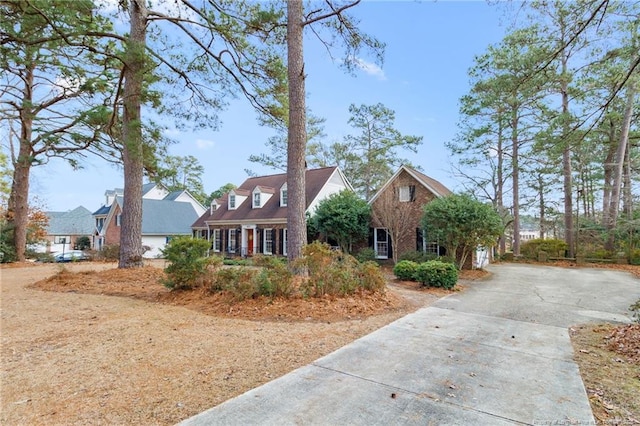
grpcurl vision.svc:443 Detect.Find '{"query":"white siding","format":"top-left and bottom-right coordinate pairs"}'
top-left (143, 186), bottom-right (169, 200)
top-left (142, 236), bottom-right (170, 258)
top-left (172, 192), bottom-right (206, 216)
top-left (307, 170), bottom-right (349, 214)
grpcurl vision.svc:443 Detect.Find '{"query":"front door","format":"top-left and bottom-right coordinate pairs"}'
top-left (247, 229), bottom-right (254, 256)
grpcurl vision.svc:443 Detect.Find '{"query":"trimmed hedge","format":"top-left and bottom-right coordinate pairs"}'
top-left (414, 260), bottom-right (458, 289)
top-left (393, 260), bottom-right (418, 281)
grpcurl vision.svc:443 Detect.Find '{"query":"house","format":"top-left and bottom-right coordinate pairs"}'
top-left (368, 165), bottom-right (451, 262)
top-left (31, 206), bottom-right (95, 253)
top-left (192, 166), bottom-right (351, 257)
top-left (93, 183), bottom-right (206, 258)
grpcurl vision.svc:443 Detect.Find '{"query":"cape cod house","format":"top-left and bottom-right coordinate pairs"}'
top-left (192, 166), bottom-right (351, 257)
top-left (93, 183), bottom-right (206, 258)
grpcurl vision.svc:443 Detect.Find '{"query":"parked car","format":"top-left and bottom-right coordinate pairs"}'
top-left (53, 250), bottom-right (90, 263)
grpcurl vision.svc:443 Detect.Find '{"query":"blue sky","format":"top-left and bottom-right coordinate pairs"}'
top-left (30, 1), bottom-right (511, 212)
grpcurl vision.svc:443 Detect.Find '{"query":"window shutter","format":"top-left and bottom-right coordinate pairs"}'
top-left (409, 185), bottom-right (416, 202)
top-left (279, 229), bottom-right (284, 255)
top-left (258, 229), bottom-right (264, 254)
top-left (368, 227), bottom-right (374, 250)
top-left (388, 234), bottom-right (393, 260)
top-left (416, 228), bottom-right (423, 251)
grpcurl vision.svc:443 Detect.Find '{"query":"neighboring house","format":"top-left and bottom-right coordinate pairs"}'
top-left (192, 166), bottom-right (351, 257)
top-left (93, 183), bottom-right (206, 258)
top-left (368, 165), bottom-right (451, 261)
top-left (32, 206), bottom-right (95, 253)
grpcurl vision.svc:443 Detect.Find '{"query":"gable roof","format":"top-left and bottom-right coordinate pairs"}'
top-left (368, 165), bottom-right (451, 204)
top-left (142, 182), bottom-right (157, 196)
top-left (47, 206), bottom-right (94, 235)
top-left (114, 196), bottom-right (200, 235)
top-left (192, 166), bottom-right (342, 228)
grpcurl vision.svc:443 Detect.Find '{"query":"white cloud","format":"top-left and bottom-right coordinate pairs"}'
top-left (195, 139), bottom-right (215, 150)
top-left (353, 58), bottom-right (386, 80)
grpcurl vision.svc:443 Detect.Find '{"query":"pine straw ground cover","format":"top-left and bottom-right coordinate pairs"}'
top-left (1, 261), bottom-right (638, 425)
top-left (1, 261), bottom-right (465, 425)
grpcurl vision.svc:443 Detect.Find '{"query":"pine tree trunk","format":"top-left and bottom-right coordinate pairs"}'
top-left (119, 0), bottom-right (146, 268)
top-left (604, 84), bottom-right (634, 251)
top-left (496, 112), bottom-right (506, 255)
top-left (7, 63), bottom-right (36, 262)
top-left (511, 110), bottom-right (520, 256)
top-left (7, 143), bottom-right (31, 262)
top-left (286, 0), bottom-right (307, 266)
top-left (561, 55), bottom-right (574, 258)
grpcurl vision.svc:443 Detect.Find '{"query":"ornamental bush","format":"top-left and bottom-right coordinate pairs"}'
top-left (295, 241), bottom-right (386, 297)
top-left (161, 236), bottom-right (220, 290)
top-left (393, 260), bottom-right (418, 281)
top-left (414, 260), bottom-right (458, 289)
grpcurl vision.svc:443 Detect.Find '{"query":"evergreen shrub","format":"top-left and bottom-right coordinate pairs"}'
top-left (393, 260), bottom-right (418, 281)
top-left (520, 239), bottom-right (568, 259)
top-left (161, 236), bottom-right (220, 290)
top-left (414, 260), bottom-right (458, 289)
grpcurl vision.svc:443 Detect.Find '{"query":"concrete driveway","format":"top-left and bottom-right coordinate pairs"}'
top-left (180, 264), bottom-right (639, 425)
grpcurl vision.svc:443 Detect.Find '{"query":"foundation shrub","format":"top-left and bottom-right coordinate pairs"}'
top-left (393, 260), bottom-right (418, 281)
top-left (414, 260), bottom-right (458, 289)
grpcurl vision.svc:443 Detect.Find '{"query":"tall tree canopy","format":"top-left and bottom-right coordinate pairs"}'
top-left (449, 0), bottom-right (639, 259)
top-left (331, 103), bottom-right (423, 201)
top-left (1, 0), bottom-right (118, 261)
top-left (152, 155), bottom-right (207, 204)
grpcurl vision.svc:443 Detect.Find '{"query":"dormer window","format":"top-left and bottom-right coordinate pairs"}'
top-left (253, 191), bottom-right (261, 208)
top-left (210, 200), bottom-right (218, 214)
top-left (280, 184), bottom-right (288, 207)
top-left (229, 194), bottom-right (236, 209)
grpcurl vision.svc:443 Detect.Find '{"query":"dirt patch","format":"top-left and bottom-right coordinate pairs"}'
top-left (1, 262), bottom-right (467, 425)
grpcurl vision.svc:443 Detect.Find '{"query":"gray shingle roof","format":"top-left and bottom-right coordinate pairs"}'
top-left (115, 196), bottom-right (198, 235)
top-left (47, 206), bottom-right (94, 235)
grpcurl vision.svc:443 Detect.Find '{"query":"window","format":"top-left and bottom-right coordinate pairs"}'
top-left (253, 191), bottom-right (261, 208)
top-left (96, 218), bottom-right (105, 231)
top-left (212, 229), bottom-right (221, 252)
top-left (115, 214), bottom-right (122, 226)
top-left (281, 188), bottom-right (288, 206)
top-left (229, 194), bottom-right (236, 209)
top-left (228, 229), bottom-right (237, 253)
top-left (263, 229), bottom-right (273, 255)
top-left (374, 228), bottom-right (389, 259)
top-left (54, 236), bottom-right (69, 244)
top-left (283, 228), bottom-right (287, 256)
top-left (399, 185), bottom-right (416, 202)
